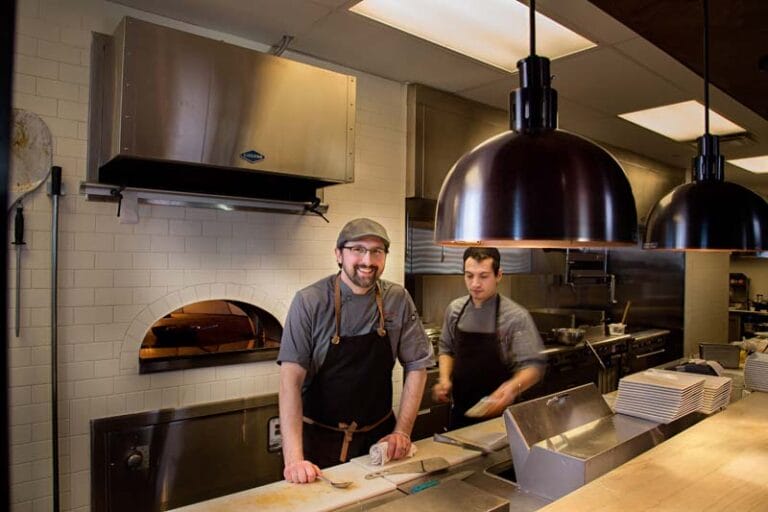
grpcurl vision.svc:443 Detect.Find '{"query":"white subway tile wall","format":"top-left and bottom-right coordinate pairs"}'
top-left (9, 1), bottom-right (409, 510)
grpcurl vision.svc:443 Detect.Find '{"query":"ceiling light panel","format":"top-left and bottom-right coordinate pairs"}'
top-left (350, 0), bottom-right (595, 72)
top-left (729, 156), bottom-right (768, 174)
top-left (618, 100), bottom-right (745, 142)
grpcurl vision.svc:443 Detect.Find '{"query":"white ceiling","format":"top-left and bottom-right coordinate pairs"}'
top-left (112, 0), bottom-right (768, 195)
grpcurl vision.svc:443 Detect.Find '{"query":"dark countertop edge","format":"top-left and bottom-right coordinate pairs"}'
top-left (541, 330), bottom-right (673, 355)
top-left (542, 334), bottom-right (632, 355)
top-left (627, 328), bottom-right (671, 340)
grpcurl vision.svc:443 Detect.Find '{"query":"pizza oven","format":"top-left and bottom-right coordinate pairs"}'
top-left (139, 299), bottom-right (282, 373)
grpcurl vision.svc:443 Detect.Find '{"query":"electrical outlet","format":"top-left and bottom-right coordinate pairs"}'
top-left (267, 416), bottom-right (281, 452)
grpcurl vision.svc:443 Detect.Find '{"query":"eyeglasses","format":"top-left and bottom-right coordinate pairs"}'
top-left (342, 245), bottom-right (388, 258)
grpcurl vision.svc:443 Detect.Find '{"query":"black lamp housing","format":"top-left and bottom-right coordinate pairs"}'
top-left (643, 135), bottom-right (768, 251)
top-left (642, 0), bottom-right (768, 252)
top-left (434, 2), bottom-right (638, 248)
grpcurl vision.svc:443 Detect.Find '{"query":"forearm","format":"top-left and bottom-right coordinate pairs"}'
top-left (278, 362), bottom-right (307, 465)
top-left (394, 368), bottom-right (427, 435)
top-left (513, 365), bottom-right (543, 390)
top-left (485, 365), bottom-right (543, 416)
top-left (438, 354), bottom-right (454, 383)
top-left (502, 365), bottom-right (543, 401)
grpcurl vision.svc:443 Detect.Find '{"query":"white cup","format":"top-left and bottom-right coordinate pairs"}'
top-left (608, 323), bottom-right (626, 335)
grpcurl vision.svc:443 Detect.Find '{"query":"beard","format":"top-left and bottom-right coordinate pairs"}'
top-left (343, 263), bottom-right (380, 290)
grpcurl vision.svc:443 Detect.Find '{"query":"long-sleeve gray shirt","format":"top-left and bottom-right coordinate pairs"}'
top-left (439, 294), bottom-right (546, 372)
top-left (278, 274), bottom-right (435, 389)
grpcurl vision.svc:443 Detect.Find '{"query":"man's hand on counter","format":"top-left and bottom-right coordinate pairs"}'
top-left (284, 459), bottom-right (321, 484)
top-left (377, 430), bottom-right (412, 460)
top-left (431, 379), bottom-right (452, 403)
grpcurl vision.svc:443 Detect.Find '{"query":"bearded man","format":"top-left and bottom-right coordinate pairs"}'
top-left (277, 218), bottom-right (433, 483)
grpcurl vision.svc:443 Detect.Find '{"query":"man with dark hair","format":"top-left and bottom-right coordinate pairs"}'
top-left (433, 247), bottom-right (545, 429)
top-left (278, 218), bottom-right (434, 484)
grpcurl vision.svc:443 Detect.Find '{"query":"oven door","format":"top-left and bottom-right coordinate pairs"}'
top-left (627, 336), bottom-right (669, 374)
top-left (525, 353), bottom-right (600, 400)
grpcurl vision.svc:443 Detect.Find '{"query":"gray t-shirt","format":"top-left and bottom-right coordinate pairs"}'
top-left (439, 294), bottom-right (546, 371)
top-left (278, 274), bottom-right (435, 388)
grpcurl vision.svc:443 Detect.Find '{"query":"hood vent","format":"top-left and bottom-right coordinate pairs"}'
top-left (87, 17), bottom-right (356, 204)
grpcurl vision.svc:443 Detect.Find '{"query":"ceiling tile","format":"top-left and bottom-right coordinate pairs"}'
top-left (295, 9), bottom-right (509, 92)
top-left (113, 0), bottom-right (333, 44)
top-left (551, 46), bottom-right (688, 115)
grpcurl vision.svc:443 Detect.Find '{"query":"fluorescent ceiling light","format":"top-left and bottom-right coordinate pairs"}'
top-left (730, 156), bottom-right (768, 174)
top-left (618, 100), bottom-right (746, 142)
top-left (349, 0), bottom-right (595, 72)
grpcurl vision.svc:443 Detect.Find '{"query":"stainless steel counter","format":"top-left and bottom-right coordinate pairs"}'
top-left (334, 449), bottom-right (549, 512)
top-left (335, 376), bottom-right (721, 512)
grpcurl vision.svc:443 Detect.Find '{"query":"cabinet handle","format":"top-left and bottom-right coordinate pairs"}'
top-left (635, 348), bottom-right (666, 359)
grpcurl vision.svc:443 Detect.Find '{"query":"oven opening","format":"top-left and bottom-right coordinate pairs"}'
top-left (139, 299), bottom-right (282, 373)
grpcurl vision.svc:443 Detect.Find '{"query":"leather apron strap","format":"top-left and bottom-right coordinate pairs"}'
top-left (333, 273), bottom-right (386, 344)
top-left (303, 410), bottom-right (394, 462)
top-left (302, 273), bottom-right (394, 465)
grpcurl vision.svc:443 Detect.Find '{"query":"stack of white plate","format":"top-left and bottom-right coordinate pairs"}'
top-left (698, 375), bottom-right (732, 413)
top-left (615, 370), bottom-right (704, 423)
top-left (744, 352), bottom-right (768, 391)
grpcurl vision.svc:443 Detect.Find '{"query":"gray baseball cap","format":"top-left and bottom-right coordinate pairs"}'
top-left (336, 218), bottom-right (390, 250)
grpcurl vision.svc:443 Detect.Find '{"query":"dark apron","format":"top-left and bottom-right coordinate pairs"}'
top-left (450, 295), bottom-right (511, 429)
top-left (302, 274), bottom-right (395, 468)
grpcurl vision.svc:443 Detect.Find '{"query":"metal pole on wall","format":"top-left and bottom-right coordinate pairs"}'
top-left (1, 2), bottom-right (18, 511)
top-left (50, 166), bottom-right (62, 511)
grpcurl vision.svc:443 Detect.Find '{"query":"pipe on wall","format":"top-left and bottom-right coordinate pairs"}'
top-left (1, 2), bottom-right (18, 510)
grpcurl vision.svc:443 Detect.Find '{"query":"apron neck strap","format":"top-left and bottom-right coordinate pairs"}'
top-left (455, 294), bottom-right (500, 329)
top-left (333, 273), bottom-right (386, 344)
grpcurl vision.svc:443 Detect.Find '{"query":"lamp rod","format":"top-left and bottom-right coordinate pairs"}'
top-left (530, 0), bottom-right (536, 56)
top-left (703, 0), bottom-right (710, 136)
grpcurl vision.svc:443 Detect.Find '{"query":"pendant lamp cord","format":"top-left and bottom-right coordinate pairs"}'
top-left (703, 0), bottom-right (709, 136)
top-left (529, 0), bottom-right (536, 56)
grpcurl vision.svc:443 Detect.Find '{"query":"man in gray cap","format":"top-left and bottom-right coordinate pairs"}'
top-left (278, 218), bottom-right (434, 484)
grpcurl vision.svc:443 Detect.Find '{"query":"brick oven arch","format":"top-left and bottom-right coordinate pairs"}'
top-left (119, 283), bottom-right (288, 373)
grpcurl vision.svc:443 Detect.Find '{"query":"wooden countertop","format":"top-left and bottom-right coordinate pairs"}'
top-left (538, 391), bottom-right (768, 512)
top-left (170, 420), bottom-right (501, 511)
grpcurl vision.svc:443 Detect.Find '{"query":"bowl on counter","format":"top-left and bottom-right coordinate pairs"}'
top-left (608, 323), bottom-right (626, 335)
top-left (552, 327), bottom-right (586, 345)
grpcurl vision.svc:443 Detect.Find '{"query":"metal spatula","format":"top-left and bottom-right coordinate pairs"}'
top-left (364, 457), bottom-right (450, 479)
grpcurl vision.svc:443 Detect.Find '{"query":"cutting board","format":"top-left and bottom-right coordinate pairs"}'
top-left (444, 417), bottom-right (508, 452)
top-left (170, 462), bottom-right (395, 512)
top-left (350, 437), bottom-right (483, 485)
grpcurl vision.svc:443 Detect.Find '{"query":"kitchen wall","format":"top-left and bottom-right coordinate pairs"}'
top-left (684, 253), bottom-right (730, 353)
top-left (730, 257), bottom-right (768, 302)
top-left (9, 1), bottom-right (409, 510)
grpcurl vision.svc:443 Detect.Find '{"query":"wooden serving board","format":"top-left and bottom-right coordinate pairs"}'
top-left (445, 417), bottom-right (508, 452)
top-left (170, 462), bottom-right (395, 512)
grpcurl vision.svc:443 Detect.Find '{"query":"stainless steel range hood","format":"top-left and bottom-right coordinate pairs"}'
top-left (87, 17), bottom-right (356, 204)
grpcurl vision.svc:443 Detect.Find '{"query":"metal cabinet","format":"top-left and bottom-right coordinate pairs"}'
top-left (408, 367), bottom-right (450, 440)
top-left (406, 84), bottom-right (507, 200)
top-left (92, 395), bottom-right (284, 512)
